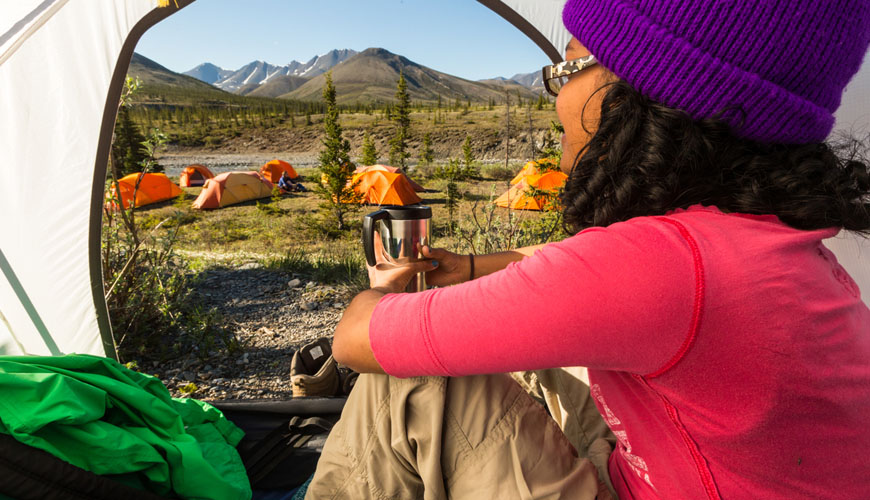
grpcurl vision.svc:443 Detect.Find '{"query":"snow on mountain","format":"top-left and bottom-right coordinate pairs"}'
top-left (184, 62), bottom-right (233, 85)
top-left (183, 49), bottom-right (358, 94)
top-left (296, 49), bottom-right (357, 77)
top-left (509, 71), bottom-right (544, 90)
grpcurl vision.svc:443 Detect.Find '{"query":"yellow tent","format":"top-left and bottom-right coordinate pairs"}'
top-left (495, 171), bottom-right (567, 210)
top-left (191, 171), bottom-right (274, 209)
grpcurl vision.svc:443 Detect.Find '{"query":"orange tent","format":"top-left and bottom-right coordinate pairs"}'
top-left (109, 172), bottom-right (182, 209)
top-left (179, 164), bottom-right (214, 187)
top-left (191, 171), bottom-right (274, 209)
top-left (495, 171), bottom-right (567, 210)
top-left (510, 158), bottom-right (559, 185)
top-left (354, 164), bottom-right (425, 192)
top-left (352, 170), bottom-right (422, 206)
top-left (259, 159), bottom-right (299, 183)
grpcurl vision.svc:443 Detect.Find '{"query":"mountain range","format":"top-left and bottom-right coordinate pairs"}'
top-left (175, 48), bottom-right (543, 103)
top-left (185, 49), bottom-right (359, 94)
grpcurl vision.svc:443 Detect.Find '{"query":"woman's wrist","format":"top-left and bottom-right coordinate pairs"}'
top-left (467, 250), bottom-right (528, 280)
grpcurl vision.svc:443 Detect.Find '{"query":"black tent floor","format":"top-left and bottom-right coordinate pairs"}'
top-left (212, 397), bottom-right (347, 451)
top-left (0, 397), bottom-right (347, 500)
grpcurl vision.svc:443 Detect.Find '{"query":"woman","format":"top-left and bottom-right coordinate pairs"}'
top-left (308, 0), bottom-right (870, 498)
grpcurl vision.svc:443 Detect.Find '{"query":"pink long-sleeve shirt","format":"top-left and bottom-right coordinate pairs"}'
top-left (369, 205), bottom-right (870, 499)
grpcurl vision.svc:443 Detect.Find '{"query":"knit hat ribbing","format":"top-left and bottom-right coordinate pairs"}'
top-left (563, 0), bottom-right (870, 144)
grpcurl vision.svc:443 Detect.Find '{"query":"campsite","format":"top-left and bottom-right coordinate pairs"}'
top-left (125, 151), bottom-right (566, 401)
top-left (5, 0), bottom-right (870, 499)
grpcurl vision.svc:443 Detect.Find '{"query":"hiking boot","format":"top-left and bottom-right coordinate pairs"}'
top-left (290, 338), bottom-right (339, 397)
top-left (338, 366), bottom-right (360, 396)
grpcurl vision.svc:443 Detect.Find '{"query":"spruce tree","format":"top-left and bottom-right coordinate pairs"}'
top-left (317, 71), bottom-right (355, 231)
top-left (112, 105), bottom-right (150, 177)
top-left (462, 135), bottom-right (476, 177)
top-left (419, 132), bottom-right (434, 166)
top-left (389, 72), bottom-right (411, 169)
top-left (360, 131), bottom-right (379, 166)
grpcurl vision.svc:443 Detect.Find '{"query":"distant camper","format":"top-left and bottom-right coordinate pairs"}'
top-left (278, 171), bottom-right (305, 192)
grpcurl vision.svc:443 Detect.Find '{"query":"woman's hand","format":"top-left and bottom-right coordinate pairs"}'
top-left (421, 246), bottom-right (468, 287)
top-left (367, 259), bottom-right (438, 294)
top-left (367, 236), bottom-right (438, 294)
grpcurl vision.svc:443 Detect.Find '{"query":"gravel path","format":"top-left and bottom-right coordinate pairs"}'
top-left (157, 152), bottom-right (321, 178)
top-left (150, 255), bottom-right (350, 401)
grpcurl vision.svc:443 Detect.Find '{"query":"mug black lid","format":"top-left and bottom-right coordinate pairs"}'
top-left (378, 205), bottom-right (432, 220)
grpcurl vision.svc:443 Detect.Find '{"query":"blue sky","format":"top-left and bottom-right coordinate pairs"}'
top-left (135, 0), bottom-right (549, 80)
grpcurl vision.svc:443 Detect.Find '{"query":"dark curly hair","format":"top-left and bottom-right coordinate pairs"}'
top-left (561, 80), bottom-right (870, 236)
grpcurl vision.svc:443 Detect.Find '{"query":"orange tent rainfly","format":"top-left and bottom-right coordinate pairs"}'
top-left (352, 170), bottom-right (422, 206)
top-left (259, 159), bottom-right (299, 183)
top-left (354, 164), bottom-right (425, 192)
top-left (191, 171), bottom-right (274, 209)
top-left (109, 172), bottom-right (183, 209)
top-left (510, 158), bottom-right (559, 185)
top-left (179, 164), bottom-right (214, 187)
top-left (495, 171), bottom-right (567, 210)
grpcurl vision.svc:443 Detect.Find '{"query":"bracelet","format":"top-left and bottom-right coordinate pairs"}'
top-left (468, 253), bottom-right (475, 281)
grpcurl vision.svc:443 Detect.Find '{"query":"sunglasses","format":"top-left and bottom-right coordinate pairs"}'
top-left (542, 54), bottom-right (598, 97)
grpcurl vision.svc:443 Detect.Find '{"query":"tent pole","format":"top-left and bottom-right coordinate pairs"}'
top-left (476, 0), bottom-right (563, 63)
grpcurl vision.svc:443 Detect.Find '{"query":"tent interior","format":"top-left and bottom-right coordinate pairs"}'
top-left (2, 0), bottom-right (870, 496)
top-left (180, 164), bottom-right (214, 187)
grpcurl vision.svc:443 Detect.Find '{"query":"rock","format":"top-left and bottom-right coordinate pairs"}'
top-left (181, 371), bottom-right (195, 382)
top-left (238, 262), bottom-right (262, 270)
top-left (300, 301), bottom-right (319, 311)
top-left (332, 302), bottom-right (343, 309)
top-left (287, 278), bottom-right (302, 288)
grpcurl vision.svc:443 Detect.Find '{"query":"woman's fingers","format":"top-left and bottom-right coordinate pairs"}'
top-left (421, 245), bottom-right (448, 259)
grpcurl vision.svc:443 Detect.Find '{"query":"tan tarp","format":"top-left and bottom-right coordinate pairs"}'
top-left (191, 171), bottom-right (274, 209)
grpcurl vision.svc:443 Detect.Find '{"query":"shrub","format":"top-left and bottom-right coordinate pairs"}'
top-left (481, 164), bottom-right (516, 181)
top-left (263, 248), bottom-right (367, 292)
top-left (103, 80), bottom-right (230, 364)
top-left (449, 186), bottom-right (566, 255)
top-left (433, 158), bottom-right (476, 181)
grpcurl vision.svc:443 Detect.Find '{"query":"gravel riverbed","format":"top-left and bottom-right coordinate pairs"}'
top-left (149, 256), bottom-right (349, 402)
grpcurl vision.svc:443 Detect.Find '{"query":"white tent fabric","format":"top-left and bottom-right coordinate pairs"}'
top-left (0, 0), bottom-right (868, 359)
top-left (479, 0), bottom-right (571, 62)
top-left (0, 0), bottom-right (161, 357)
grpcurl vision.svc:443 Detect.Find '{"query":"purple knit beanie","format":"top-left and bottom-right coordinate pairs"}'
top-left (563, 0), bottom-right (870, 144)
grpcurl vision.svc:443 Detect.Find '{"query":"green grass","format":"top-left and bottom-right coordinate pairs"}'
top-left (140, 162), bottom-right (544, 246)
